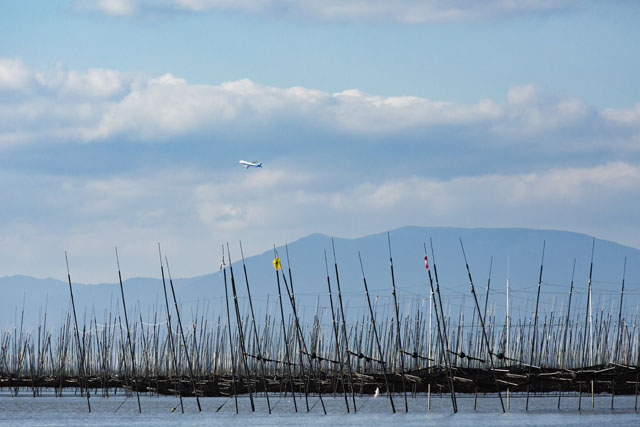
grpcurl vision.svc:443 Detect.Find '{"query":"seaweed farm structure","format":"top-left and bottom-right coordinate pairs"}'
top-left (1, 236), bottom-right (640, 414)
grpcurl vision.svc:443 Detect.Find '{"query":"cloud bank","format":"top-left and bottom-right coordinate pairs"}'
top-left (1, 59), bottom-right (638, 152)
top-left (1, 161), bottom-right (638, 281)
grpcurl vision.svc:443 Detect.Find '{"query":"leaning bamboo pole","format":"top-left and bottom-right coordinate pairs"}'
top-left (115, 248), bottom-right (142, 413)
top-left (460, 239), bottom-right (505, 413)
top-left (324, 251), bottom-right (351, 413)
top-left (64, 252), bottom-right (91, 413)
top-left (221, 246), bottom-right (239, 414)
top-left (165, 256), bottom-right (201, 412)
top-left (358, 252), bottom-right (395, 413)
top-left (425, 244), bottom-right (457, 413)
top-left (387, 233), bottom-right (409, 413)
top-left (157, 244), bottom-right (184, 413)
top-left (226, 244), bottom-right (256, 412)
top-left (526, 241), bottom-right (545, 411)
top-left (239, 241), bottom-right (273, 413)
top-left (579, 239), bottom-right (596, 411)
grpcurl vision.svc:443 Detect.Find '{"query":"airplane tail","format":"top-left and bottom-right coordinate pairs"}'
top-left (257, 163), bottom-right (262, 168)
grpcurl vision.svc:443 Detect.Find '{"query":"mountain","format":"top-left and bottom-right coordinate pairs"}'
top-left (1, 226), bottom-right (638, 329)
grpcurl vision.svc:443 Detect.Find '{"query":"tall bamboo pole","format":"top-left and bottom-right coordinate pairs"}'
top-left (387, 233), bottom-right (409, 412)
top-left (460, 239), bottom-right (505, 413)
top-left (221, 247), bottom-right (239, 414)
top-left (272, 247), bottom-right (303, 412)
top-left (611, 257), bottom-right (627, 409)
top-left (358, 252), bottom-right (395, 413)
top-left (226, 244), bottom-right (256, 412)
top-left (331, 239), bottom-right (358, 412)
top-left (526, 241), bottom-right (545, 411)
top-left (115, 248), bottom-right (142, 413)
top-left (579, 238), bottom-right (595, 411)
top-left (425, 243), bottom-right (457, 413)
top-left (558, 258), bottom-right (576, 410)
top-left (157, 244), bottom-right (184, 413)
top-left (239, 241), bottom-right (273, 413)
top-left (165, 256), bottom-right (202, 412)
top-left (64, 252), bottom-right (91, 413)
top-left (430, 239), bottom-right (457, 410)
top-left (324, 251), bottom-right (350, 413)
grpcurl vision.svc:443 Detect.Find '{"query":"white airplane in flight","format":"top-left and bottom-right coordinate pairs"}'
top-left (239, 160), bottom-right (262, 169)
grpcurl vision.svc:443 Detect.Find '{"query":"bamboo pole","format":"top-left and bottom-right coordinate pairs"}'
top-left (272, 248), bottom-right (300, 412)
top-left (324, 251), bottom-right (351, 413)
top-left (221, 247), bottom-right (239, 414)
top-left (226, 244), bottom-right (256, 412)
top-left (460, 239), bottom-right (505, 413)
top-left (331, 239), bottom-right (358, 412)
top-left (115, 248), bottom-right (142, 413)
top-left (165, 256), bottom-right (202, 412)
top-left (239, 241), bottom-right (274, 413)
top-left (358, 252), bottom-right (395, 413)
top-left (387, 233), bottom-right (409, 412)
top-left (526, 241), bottom-right (545, 411)
top-left (64, 252), bottom-right (91, 413)
top-left (579, 239), bottom-right (595, 411)
top-left (424, 244), bottom-right (457, 413)
top-left (157, 244), bottom-right (184, 413)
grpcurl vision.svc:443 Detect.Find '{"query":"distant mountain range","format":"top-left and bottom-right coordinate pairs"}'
top-left (2, 226), bottom-right (638, 328)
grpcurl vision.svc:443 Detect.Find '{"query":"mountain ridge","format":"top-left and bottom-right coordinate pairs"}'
top-left (1, 226), bottom-right (638, 328)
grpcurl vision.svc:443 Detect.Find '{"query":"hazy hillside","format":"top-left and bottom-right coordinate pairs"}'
top-left (2, 226), bottom-right (638, 328)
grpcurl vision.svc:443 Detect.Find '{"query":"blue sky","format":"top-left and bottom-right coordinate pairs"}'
top-left (1, 0), bottom-right (639, 281)
top-left (3, 1), bottom-right (640, 107)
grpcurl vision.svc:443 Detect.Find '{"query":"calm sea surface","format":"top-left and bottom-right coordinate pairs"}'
top-left (0, 390), bottom-right (638, 426)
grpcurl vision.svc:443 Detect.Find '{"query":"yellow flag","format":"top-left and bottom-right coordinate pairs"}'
top-left (273, 256), bottom-right (281, 270)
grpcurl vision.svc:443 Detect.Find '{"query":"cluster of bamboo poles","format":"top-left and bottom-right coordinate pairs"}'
top-left (1, 236), bottom-right (639, 414)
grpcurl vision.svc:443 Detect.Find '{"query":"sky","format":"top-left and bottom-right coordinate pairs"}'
top-left (0, 0), bottom-right (639, 282)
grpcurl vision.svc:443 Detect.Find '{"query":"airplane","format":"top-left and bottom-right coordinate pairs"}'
top-left (239, 160), bottom-right (262, 169)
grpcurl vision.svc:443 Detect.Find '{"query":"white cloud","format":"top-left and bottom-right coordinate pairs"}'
top-left (496, 83), bottom-right (593, 134)
top-left (0, 59), bottom-right (637, 152)
top-left (58, 69), bottom-right (127, 99)
top-left (75, 0), bottom-right (579, 22)
top-left (84, 0), bottom-right (138, 16)
top-left (0, 59), bottom-right (131, 98)
top-left (328, 90), bottom-right (501, 133)
top-left (0, 60), bottom-right (139, 146)
top-left (0, 58), bottom-right (32, 91)
top-left (602, 103), bottom-right (640, 126)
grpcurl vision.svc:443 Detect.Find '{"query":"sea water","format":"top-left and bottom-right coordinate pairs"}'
top-left (0, 390), bottom-right (638, 426)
